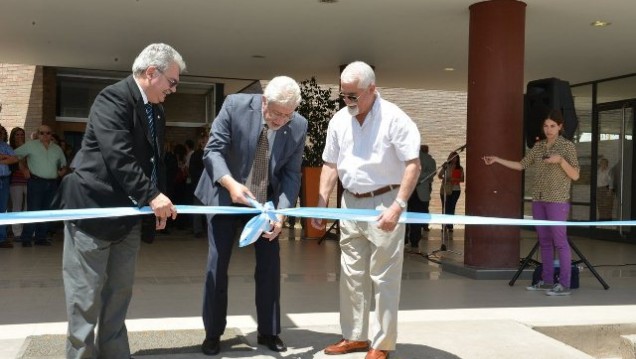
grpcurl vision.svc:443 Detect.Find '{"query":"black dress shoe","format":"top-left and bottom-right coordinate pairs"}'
top-left (201, 337), bottom-right (220, 355)
top-left (257, 334), bottom-right (287, 352)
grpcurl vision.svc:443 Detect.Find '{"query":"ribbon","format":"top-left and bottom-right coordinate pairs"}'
top-left (1, 205), bottom-right (634, 247)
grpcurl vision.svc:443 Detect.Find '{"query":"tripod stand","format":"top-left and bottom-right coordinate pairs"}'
top-left (422, 144), bottom-right (466, 258)
top-left (508, 238), bottom-right (610, 289)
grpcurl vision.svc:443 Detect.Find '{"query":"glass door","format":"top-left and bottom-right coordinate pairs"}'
top-left (596, 101), bottom-right (634, 236)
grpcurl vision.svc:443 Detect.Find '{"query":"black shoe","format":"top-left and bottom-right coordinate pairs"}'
top-left (257, 334), bottom-right (287, 352)
top-left (201, 337), bottom-right (220, 356)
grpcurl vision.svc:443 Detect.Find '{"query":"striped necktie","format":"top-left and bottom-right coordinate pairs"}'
top-left (250, 124), bottom-right (269, 203)
top-left (144, 103), bottom-right (158, 185)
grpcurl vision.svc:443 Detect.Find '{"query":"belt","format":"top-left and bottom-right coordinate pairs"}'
top-left (30, 174), bottom-right (57, 181)
top-left (347, 184), bottom-right (400, 198)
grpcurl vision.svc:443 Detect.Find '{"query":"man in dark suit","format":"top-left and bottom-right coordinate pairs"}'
top-left (54, 43), bottom-right (184, 359)
top-left (194, 76), bottom-right (307, 355)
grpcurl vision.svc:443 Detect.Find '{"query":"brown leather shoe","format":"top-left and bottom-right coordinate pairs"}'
top-left (324, 338), bottom-right (370, 355)
top-left (365, 349), bottom-right (389, 359)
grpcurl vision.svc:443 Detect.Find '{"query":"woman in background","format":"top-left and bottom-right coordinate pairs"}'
top-left (438, 151), bottom-right (464, 232)
top-left (9, 127), bottom-right (28, 241)
top-left (483, 109), bottom-right (580, 296)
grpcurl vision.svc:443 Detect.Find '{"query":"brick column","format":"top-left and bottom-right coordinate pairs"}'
top-left (465, 0), bottom-right (526, 268)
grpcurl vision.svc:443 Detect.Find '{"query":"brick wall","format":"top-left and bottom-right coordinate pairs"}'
top-left (0, 63), bottom-right (45, 137)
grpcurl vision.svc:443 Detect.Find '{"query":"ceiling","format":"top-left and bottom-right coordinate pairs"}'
top-left (1, 0), bottom-right (635, 94)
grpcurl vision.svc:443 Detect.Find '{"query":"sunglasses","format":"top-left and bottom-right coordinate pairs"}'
top-left (39, 131), bottom-right (51, 135)
top-left (339, 92), bottom-right (363, 102)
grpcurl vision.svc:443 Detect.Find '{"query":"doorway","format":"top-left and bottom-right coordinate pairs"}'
top-left (595, 100), bottom-right (634, 237)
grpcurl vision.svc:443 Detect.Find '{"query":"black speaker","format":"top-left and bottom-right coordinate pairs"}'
top-left (524, 78), bottom-right (578, 148)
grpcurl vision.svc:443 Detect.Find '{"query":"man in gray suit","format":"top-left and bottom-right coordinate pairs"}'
top-left (406, 145), bottom-right (437, 249)
top-left (194, 76), bottom-right (308, 355)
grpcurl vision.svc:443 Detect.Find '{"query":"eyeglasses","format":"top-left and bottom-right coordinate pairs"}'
top-left (339, 92), bottom-right (363, 102)
top-left (39, 131), bottom-right (51, 135)
top-left (269, 108), bottom-right (294, 120)
top-left (157, 69), bottom-right (179, 88)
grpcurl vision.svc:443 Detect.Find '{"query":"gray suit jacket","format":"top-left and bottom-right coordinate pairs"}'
top-left (194, 94), bottom-right (308, 209)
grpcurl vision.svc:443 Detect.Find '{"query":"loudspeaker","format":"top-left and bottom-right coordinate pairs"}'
top-left (524, 78), bottom-right (578, 148)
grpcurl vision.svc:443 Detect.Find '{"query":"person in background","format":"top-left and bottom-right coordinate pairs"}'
top-left (54, 43), bottom-right (183, 358)
top-left (9, 127), bottom-right (28, 241)
top-left (194, 76), bottom-right (307, 356)
top-left (438, 151), bottom-right (464, 232)
top-left (311, 61), bottom-right (421, 359)
top-left (14, 124), bottom-right (67, 247)
top-left (406, 144), bottom-right (436, 249)
top-left (483, 109), bottom-right (580, 296)
top-left (189, 132), bottom-right (208, 237)
top-left (0, 124), bottom-right (18, 248)
top-left (596, 157), bottom-right (614, 220)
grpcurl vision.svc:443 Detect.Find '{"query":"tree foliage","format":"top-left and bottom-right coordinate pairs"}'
top-left (297, 77), bottom-right (339, 167)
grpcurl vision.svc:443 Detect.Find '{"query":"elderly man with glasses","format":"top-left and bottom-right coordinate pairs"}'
top-left (194, 76), bottom-right (308, 356)
top-left (311, 61), bottom-right (421, 359)
top-left (53, 43), bottom-right (184, 359)
top-left (13, 124), bottom-right (67, 247)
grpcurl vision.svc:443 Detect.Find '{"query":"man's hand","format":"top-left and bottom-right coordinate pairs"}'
top-left (220, 175), bottom-right (254, 206)
top-left (149, 193), bottom-right (177, 230)
top-left (376, 203), bottom-right (402, 232)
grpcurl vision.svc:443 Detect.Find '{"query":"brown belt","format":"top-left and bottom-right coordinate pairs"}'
top-left (347, 184), bottom-right (400, 198)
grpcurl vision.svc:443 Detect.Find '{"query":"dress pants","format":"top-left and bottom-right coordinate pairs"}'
top-left (0, 176), bottom-right (11, 242)
top-left (63, 221), bottom-right (141, 359)
top-left (406, 193), bottom-right (429, 247)
top-left (339, 189), bottom-right (405, 351)
top-left (21, 177), bottom-right (57, 243)
top-left (203, 213), bottom-right (281, 339)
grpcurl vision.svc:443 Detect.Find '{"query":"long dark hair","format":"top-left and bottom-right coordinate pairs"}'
top-left (545, 109), bottom-right (564, 134)
top-left (9, 127), bottom-right (25, 149)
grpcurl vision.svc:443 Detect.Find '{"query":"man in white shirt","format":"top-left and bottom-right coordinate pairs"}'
top-left (311, 61), bottom-right (421, 359)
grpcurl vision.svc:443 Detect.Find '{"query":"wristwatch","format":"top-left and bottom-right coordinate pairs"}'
top-left (394, 198), bottom-right (407, 210)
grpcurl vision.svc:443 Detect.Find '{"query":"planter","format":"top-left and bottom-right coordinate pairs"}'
top-left (301, 166), bottom-right (326, 239)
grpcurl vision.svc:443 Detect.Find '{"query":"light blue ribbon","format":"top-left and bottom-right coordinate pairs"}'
top-left (1, 204), bottom-right (634, 247)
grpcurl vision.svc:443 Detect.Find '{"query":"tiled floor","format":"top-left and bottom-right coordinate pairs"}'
top-left (1, 223), bottom-right (636, 358)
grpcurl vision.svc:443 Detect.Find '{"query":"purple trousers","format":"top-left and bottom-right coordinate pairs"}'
top-left (532, 201), bottom-right (572, 288)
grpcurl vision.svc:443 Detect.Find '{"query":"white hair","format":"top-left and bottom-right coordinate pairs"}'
top-left (263, 76), bottom-right (301, 108)
top-left (132, 43), bottom-right (186, 76)
top-left (341, 61), bottom-right (376, 89)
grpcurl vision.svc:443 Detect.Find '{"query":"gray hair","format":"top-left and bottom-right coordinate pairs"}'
top-left (263, 76), bottom-right (302, 108)
top-left (341, 61), bottom-right (376, 89)
top-left (132, 43), bottom-right (186, 76)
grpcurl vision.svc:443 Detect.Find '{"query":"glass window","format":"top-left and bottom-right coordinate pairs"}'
top-left (56, 70), bottom-right (216, 127)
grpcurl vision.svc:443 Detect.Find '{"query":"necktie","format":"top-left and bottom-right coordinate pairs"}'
top-left (250, 124), bottom-right (269, 203)
top-left (145, 103), bottom-right (158, 185)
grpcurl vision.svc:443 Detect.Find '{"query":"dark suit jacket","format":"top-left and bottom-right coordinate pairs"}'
top-left (195, 94), bottom-right (307, 210)
top-left (54, 75), bottom-right (165, 240)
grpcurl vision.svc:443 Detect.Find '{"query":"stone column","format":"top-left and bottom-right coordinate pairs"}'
top-left (465, 0), bottom-right (526, 268)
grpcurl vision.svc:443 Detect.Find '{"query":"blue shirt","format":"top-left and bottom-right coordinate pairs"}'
top-left (0, 141), bottom-right (15, 177)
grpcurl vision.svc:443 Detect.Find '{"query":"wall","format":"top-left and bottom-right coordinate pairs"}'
top-left (0, 63), bottom-right (45, 137)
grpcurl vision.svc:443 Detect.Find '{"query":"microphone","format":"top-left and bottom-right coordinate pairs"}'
top-left (456, 144), bottom-right (467, 152)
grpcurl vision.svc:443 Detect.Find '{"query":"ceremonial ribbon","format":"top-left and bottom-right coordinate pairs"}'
top-left (1, 204), bottom-right (634, 247)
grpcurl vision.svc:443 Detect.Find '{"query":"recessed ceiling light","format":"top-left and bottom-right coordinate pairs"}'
top-left (590, 20), bottom-right (611, 27)
top-left (444, 67), bottom-right (455, 72)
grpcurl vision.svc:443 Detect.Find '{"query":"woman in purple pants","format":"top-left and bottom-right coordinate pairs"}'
top-left (482, 109), bottom-right (580, 296)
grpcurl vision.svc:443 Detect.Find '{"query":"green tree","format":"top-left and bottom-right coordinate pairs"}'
top-left (297, 77), bottom-right (339, 167)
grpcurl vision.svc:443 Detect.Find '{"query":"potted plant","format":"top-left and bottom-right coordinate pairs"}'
top-left (296, 77), bottom-right (339, 238)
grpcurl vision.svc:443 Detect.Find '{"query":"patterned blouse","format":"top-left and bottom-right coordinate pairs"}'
top-left (520, 136), bottom-right (579, 203)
